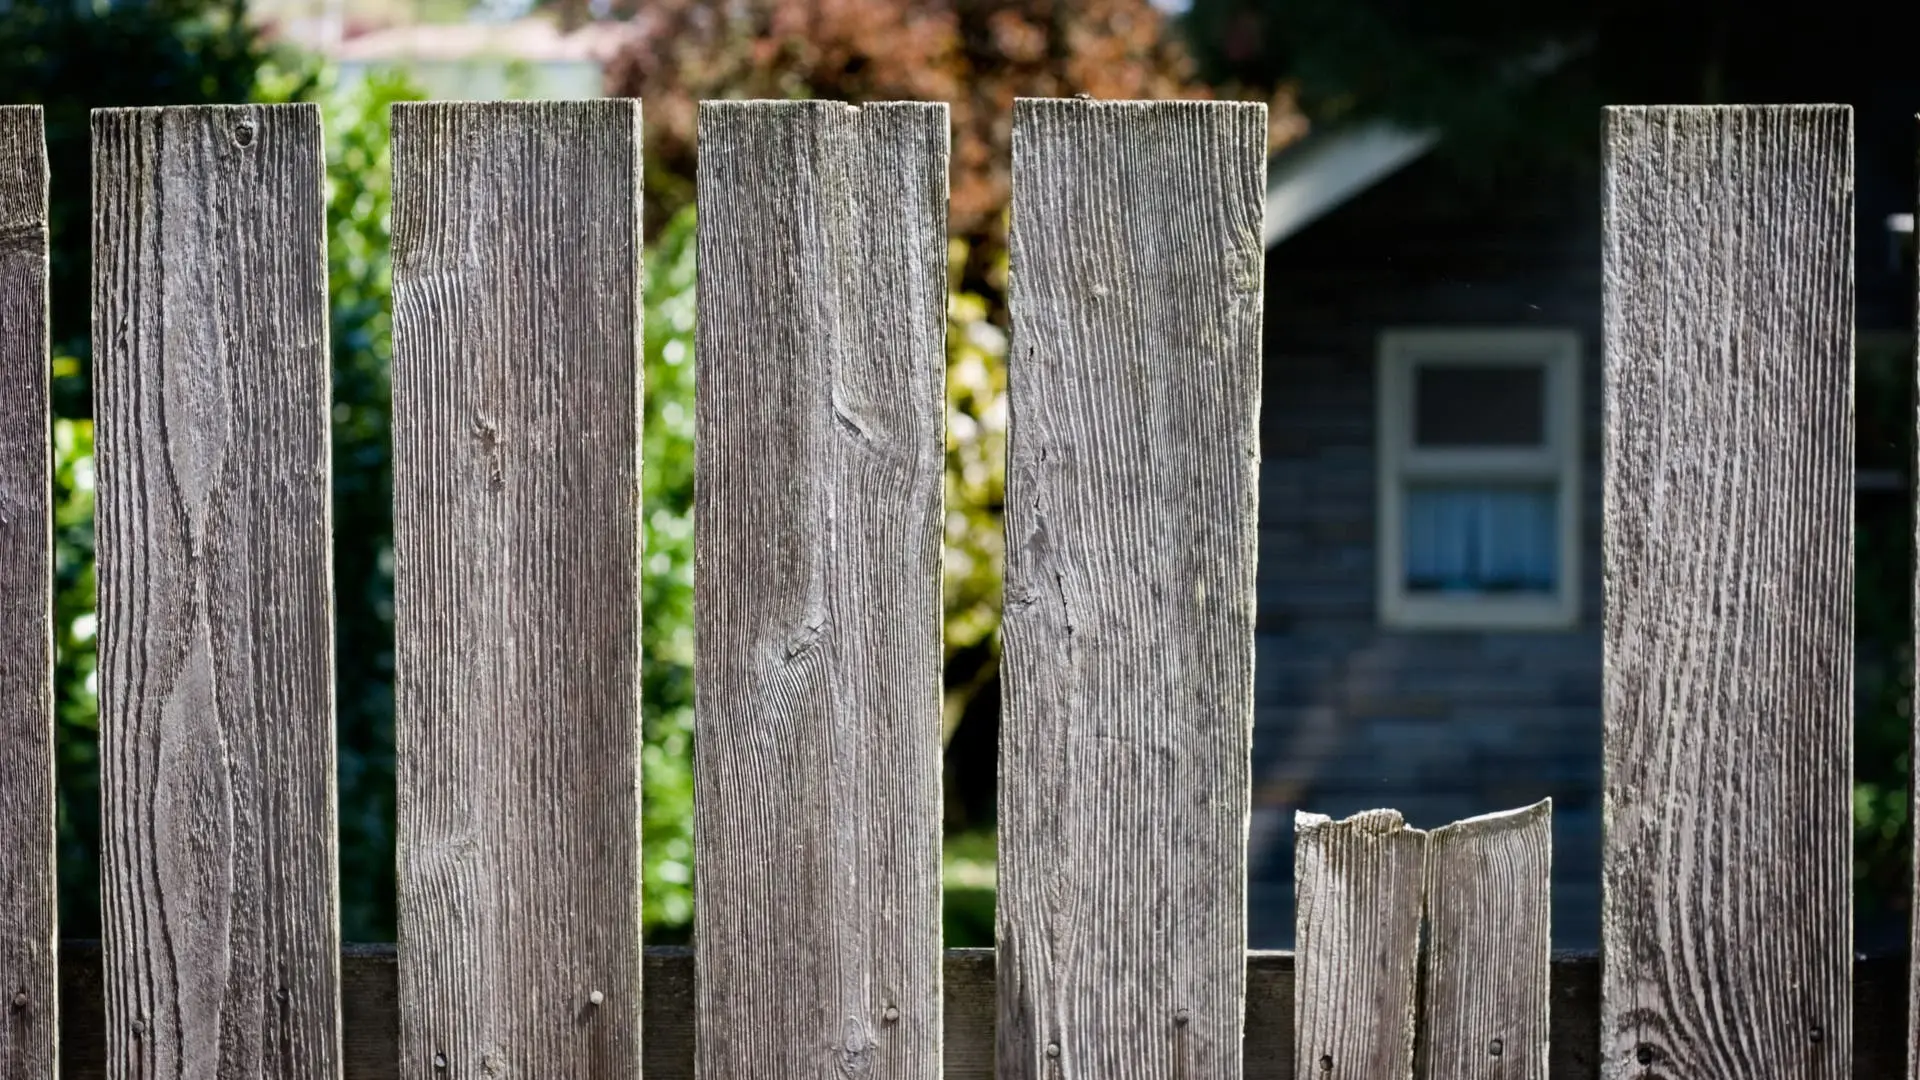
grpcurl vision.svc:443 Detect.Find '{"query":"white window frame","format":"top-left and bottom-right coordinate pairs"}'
top-left (1377, 328), bottom-right (1581, 630)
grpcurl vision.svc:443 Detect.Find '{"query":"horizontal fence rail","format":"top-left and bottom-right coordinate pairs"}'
top-left (40, 947), bottom-right (1915, 1080)
top-left (0, 98), bottom-right (1905, 1080)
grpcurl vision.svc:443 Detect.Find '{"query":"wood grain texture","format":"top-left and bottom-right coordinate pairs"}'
top-left (998, 97), bottom-right (1265, 1080)
top-left (1601, 105), bottom-right (1853, 1079)
top-left (43, 947), bottom-right (1916, 1080)
top-left (91, 104), bottom-right (338, 1080)
top-left (1293, 810), bottom-right (1428, 1080)
top-left (693, 100), bottom-right (948, 1079)
top-left (389, 101), bottom-right (644, 1080)
top-left (0, 104), bottom-right (53, 1080)
top-left (1422, 801), bottom-right (1553, 1080)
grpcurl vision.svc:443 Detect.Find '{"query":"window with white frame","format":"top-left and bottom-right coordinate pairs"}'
top-left (1377, 329), bottom-right (1580, 630)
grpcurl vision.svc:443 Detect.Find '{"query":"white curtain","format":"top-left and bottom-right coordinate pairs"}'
top-left (1404, 485), bottom-right (1556, 593)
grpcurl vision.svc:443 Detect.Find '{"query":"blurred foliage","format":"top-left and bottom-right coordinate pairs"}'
top-left (641, 207), bottom-right (698, 941)
top-left (602, 0), bottom-right (1301, 307)
top-left (294, 72), bottom-right (704, 942)
top-left (307, 67), bottom-right (420, 942)
top-left (600, 0), bottom-right (1281, 858)
top-left (0, 0), bottom-right (267, 418)
top-left (1855, 334), bottom-right (1913, 939)
top-left (941, 247), bottom-right (1006, 732)
top-left (940, 827), bottom-right (996, 947)
top-left (3, 0), bottom-right (270, 937)
top-left (50, 415), bottom-right (97, 936)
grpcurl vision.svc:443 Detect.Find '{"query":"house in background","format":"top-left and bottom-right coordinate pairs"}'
top-left (260, 7), bottom-right (627, 100)
top-left (1245, 103), bottom-right (1915, 951)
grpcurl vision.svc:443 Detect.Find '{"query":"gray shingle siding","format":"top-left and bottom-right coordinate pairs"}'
top-left (1250, 154), bottom-right (1607, 948)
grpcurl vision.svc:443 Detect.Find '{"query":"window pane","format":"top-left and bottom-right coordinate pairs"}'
top-left (1414, 365), bottom-right (1545, 448)
top-left (1404, 483), bottom-right (1557, 594)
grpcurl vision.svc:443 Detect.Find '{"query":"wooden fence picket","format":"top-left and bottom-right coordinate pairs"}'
top-left (692, 99), bottom-right (949, 1078)
top-left (998, 98), bottom-right (1266, 1080)
top-left (1601, 105), bottom-right (1853, 1078)
top-left (0, 104), bottom-right (54, 1080)
top-left (1421, 801), bottom-right (1553, 1080)
top-left (91, 104), bottom-right (339, 1080)
top-left (389, 101), bottom-right (645, 1080)
top-left (1293, 810), bottom-right (1427, 1080)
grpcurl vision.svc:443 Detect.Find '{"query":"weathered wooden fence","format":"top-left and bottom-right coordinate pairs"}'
top-left (0, 98), bottom-right (1903, 1078)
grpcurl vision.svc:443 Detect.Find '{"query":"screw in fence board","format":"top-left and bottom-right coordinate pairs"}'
top-left (90, 104), bottom-right (338, 1080)
top-left (1421, 801), bottom-right (1552, 1080)
top-left (1293, 810), bottom-right (1427, 1080)
top-left (389, 101), bottom-right (644, 1080)
top-left (0, 105), bottom-right (53, 1080)
top-left (1601, 105), bottom-right (1853, 1079)
top-left (998, 98), bottom-right (1266, 1080)
top-left (692, 99), bottom-right (948, 1079)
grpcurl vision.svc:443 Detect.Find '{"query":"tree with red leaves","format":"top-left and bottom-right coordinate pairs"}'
top-left (603, 0), bottom-right (1301, 299)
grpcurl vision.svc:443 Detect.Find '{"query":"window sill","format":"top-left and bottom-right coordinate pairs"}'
top-left (1380, 594), bottom-right (1580, 632)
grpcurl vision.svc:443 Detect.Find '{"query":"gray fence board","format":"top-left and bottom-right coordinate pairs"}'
top-left (1422, 802), bottom-right (1553, 1080)
top-left (91, 104), bottom-right (338, 1080)
top-left (0, 104), bottom-right (53, 1080)
top-left (1294, 810), bottom-right (1428, 1080)
top-left (998, 97), bottom-right (1266, 1080)
top-left (1601, 104), bottom-right (1853, 1078)
top-left (693, 100), bottom-right (948, 1078)
top-left (389, 100), bottom-right (645, 1080)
